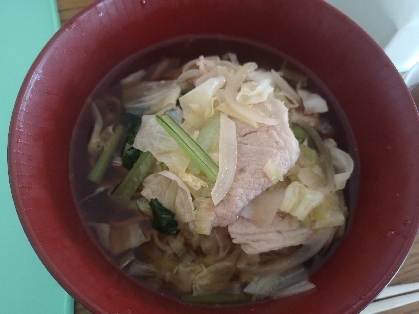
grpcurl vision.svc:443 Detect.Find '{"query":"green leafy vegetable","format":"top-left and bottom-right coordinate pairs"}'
top-left (155, 114), bottom-right (218, 183)
top-left (125, 120), bottom-right (142, 146)
top-left (88, 125), bottom-right (125, 183)
top-left (119, 120), bottom-right (143, 170)
top-left (112, 151), bottom-right (156, 198)
top-left (292, 125), bottom-right (308, 143)
top-left (123, 147), bottom-right (142, 170)
top-left (149, 198), bottom-right (180, 235)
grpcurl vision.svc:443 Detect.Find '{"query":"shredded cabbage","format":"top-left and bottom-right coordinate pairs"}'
top-left (280, 181), bottom-right (324, 221)
top-left (194, 198), bottom-right (215, 235)
top-left (296, 166), bottom-right (326, 190)
top-left (160, 171), bottom-right (195, 223)
top-left (134, 115), bottom-right (178, 159)
top-left (109, 222), bottom-right (149, 255)
top-left (263, 159), bottom-right (284, 184)
top-left (141, 171), bottom-right (195, 223)
top-left (123, 80), bottom-right (181, 116)
top-left (225, 63), bottom-right (279, 126)
top-left (310, 193), bottom-right (345, 228)
top-left (179, 76), bottom-right (226, 132)
top-left (298, 89), bottom-right (328, 114)
top-left (178, 172), bottom-right (208, 190)
top-left (192, 262), bottom-right (236, 296)
top-left (236, 79), bottom-right (274, 105)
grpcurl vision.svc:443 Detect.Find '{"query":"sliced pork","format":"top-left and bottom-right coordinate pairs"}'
top-left (228, 214), bottom-right (313, 254)
top-left (212, 100), bottom-right (300, 227)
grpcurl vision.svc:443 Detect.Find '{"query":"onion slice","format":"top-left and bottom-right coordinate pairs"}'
top-left (271, 70), bottom-right (302, 106)
top-left (211, 114), bottom-right (237, 205)
top-left (273, 280), bottom-right (315, 298)
top-left (299, 123), bottom-right (335, 194)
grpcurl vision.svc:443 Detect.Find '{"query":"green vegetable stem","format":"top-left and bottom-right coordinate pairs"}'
top-left (112, 151), bottom-right (156, 198)
top-left (155, 114), bottom-right (219, 183)
top-left (88, 125), bottom-right (125, 183)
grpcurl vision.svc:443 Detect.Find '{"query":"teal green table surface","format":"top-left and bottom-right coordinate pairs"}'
top-left (1, 1), bottom-right (73, 313)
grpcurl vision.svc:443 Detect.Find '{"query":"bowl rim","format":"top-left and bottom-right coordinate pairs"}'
top-left (8, 0), bottom-right (419, 313)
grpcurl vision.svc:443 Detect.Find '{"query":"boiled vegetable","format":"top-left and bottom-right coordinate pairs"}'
top-left (211, 114), bottom-right (237, 205)
top-left (112, 151), bottom-right (156, 198)
top-left (155, 114), bottom-right (219, 182)
top-left (149, 198), bottom-right (180, 235)
top-left (88, 125), bottom-right (125, 183)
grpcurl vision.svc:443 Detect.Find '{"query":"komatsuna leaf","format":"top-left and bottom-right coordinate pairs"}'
top-left (123, 147), bottom-right (142, 170)
top-left (149, 198), bottom-right (180, 235)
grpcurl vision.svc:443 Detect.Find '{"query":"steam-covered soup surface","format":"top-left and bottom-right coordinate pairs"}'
top-left (70, 37), bottom-right (355, 305)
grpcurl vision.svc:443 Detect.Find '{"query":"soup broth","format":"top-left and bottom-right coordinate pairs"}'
top-left (70, 36), bottom-right (357, 304)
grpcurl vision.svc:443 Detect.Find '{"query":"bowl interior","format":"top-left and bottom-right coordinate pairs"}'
top-left (9, 0), bottom-right (419, 313)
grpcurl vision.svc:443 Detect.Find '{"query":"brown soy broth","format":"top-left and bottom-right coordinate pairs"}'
top-left (70, 36), bottom-right (358, 303)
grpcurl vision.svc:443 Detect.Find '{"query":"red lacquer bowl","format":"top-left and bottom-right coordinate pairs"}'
top-left (8, 0), bottom-right (419, 313)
